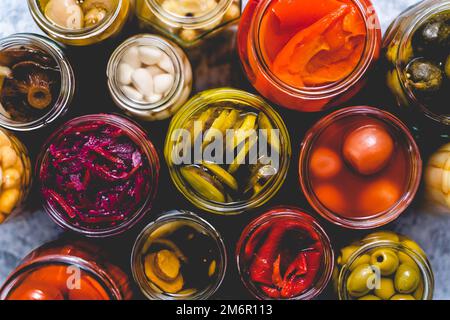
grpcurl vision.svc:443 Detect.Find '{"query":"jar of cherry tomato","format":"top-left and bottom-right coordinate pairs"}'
top-left (335, 231), bottom-right (434, 300)
top-left (0, 240), bottom-right (133, 300)
top-left (237, 0), bottom-right (381, 112)
top-left (236, 207), bottom-right (334, 300)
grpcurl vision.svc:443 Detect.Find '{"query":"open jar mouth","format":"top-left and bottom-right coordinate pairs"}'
top-left (0, 33), bottom-right (75, 132)
top-left (145, 0), bottom-right (234, 28)
top-left (299, 106), bottom-right (422, 229)
top-left (164, 88), bottom-right (291, 215)
top-left (27, 0), bottom-right (123, 40)
top-left (236, 207), bottom-right (335, 300)
top-left (250, 0), bottom-right (380, 99)
top-left (396, 1), bottom-right (450, 126)
top-left (131, 210), bottom-right (227, 300)
top-left (107, 34), bottom-right (184, 114)
top-left (36, 114), bottom-right (160, 237)
top-left (337, 240), bottom-right (434, 300)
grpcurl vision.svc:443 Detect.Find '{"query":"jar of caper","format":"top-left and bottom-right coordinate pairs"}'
top-left (384, 0), bottom-right (449, 140)
top-left (335, 231), bottom-right (434, 300)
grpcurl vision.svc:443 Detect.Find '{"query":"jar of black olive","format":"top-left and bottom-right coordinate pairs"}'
top-left (384, 0), bottom-right (449, 142)
top-left (0, 33), bottom-right (75, 132)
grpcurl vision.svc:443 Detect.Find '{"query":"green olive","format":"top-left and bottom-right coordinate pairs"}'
top-left (374, 278), bottom-right (396, 300)
top-left (370, 248), bottom-right (399, 276)
top-left (364, 231), bottom-right (399, 243)
top-left (413, 280), bottom-right (424, 300)
top-left (397, 251), bottom-right (419, 269)
top-left (346, 264), bottom-right (376, 298)
top-left (400, 239), bottom-right (426, 258)
top-left (412, 13), bottom-right (450, 55)
top-left (445, 55), bottom-right (450, 79)
top-left (350, 254), bottom-right (371, 271)
top-left (358, 295), bottom-right (381, 300)
top-left (406, 58), bottom-right (443, 93)
top-left (338, 245), bottom-right (359, 265)
top-left (395, 264), bottom-right (421, 294)
top-left (390, 294), bottom-right (415, 300)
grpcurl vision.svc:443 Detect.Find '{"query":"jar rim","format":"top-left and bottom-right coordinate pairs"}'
top-left (299, 106), bottom-right (422, 229)
top-left (36, 113), bottom-right (160, 238)
top-left (164, 87), bottom-right (292, 215)
top-left (247, 0), bottom-right (381, 99)
top-left (0, 33), bottom-right (75, 132)
top-left (235, 207), bottom-right (335, 300)
top-left (131, 210), bottom-right (227, 300)
top-left (337, 240), bottom-right (434, 300)
top-left (106, 34), bottom-right (186, 114)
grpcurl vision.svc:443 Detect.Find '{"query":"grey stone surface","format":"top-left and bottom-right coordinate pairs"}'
top-left (0, 0), bottom-right (449, 300)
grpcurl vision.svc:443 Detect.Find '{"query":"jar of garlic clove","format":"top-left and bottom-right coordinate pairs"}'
top-left (424, 142), bottom-right (450, 212)
top-left (107, 34), bottom-right (192, 121)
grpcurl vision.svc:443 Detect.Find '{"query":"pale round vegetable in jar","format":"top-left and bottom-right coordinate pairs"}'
top-left (107, 34), bottom-right (193, 121)
top-left (425, 142), bottom-right (450, 212)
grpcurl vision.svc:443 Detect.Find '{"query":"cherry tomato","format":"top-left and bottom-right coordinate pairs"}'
top-left (359, 179), bottom-right (401, 214)
top-left (309, 147), bottom-right (342, 179)
top-left (343, 125), bottom-right (394, 175)
top-left (67, 275), bottom-right (110, 300)
top-left (314, 184), bottom-right (347, 214)
top-left (7, 281), bottom-right (64, 300)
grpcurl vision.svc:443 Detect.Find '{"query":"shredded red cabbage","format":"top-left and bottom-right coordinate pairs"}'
top-left (40, 122), bottom-right (152, 229)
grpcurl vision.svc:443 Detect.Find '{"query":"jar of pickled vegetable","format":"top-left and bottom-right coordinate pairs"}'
top-left (0, 129), bottom-right (32, 224)
top-left (424, 142), bottom-right (450, 212)
top-left (131, 210), bottom-right (226, 300)
top-left (0, 33), bottom-right (75, 131)
top-left (37, 114), bottom-right (160, 237)
top-left (107, 34), bottom-right (193, 121)
top-left (335, 231), bottom-right (434, 300)
top-left (237, 0), bottom-right (381, 112)
top-left (135, 0), bottom-right (241, 47)
top-left (164, 88), bottom-right (291, 215)
top-left (27, 0), bottom-right (131, 46)
top-left (236, 207), bottom-right (334, 300)
top-left (384, 0), bottom-right (449, 139)
top-left (0, 239), bottom-right (133, 300)
top-left (299, 106), bottom-right (422, 229)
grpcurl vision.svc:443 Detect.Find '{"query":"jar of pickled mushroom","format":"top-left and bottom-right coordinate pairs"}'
top-left (0, 240), bottom-right (133, 300)
top-left (0, 129), bottom-right (32, 224)
top-left (27, 0), bottom-right (131, 46)
top-left (384, 0), bottom-right (449, 139)
top-left (0, 33), bottom-right (75, 131)
top-left (335, 231), bottom-right (434, 300)
top-left (164, 88), bottom-right (291, 215)
top-left (237, 0), bottom-right (381, 112)
top-left (135, 0), bottom-right (241, 47)
top-left (37, 114), bottom-right (160, 237)
top-left (236, 207), bottom-right (334, 300)
top-left (424, 142), bottom-right (450, 212)
top-left (107, 34), bottom-right (193, 121)
top-left (131, 210), bottom-right (226, 300)
top-left (299, 106), bottom-right (422, 229)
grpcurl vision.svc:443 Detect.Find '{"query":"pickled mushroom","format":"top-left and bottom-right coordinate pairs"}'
top-left (145, 253), bottom-right (184, 294)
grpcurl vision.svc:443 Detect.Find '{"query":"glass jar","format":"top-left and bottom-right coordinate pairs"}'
top-left (384, 0), bottom-right (449, 140)
top-left (135, 0), bottom-right (241, 48)
top-left (299, 106), bottom-right (422, 229)
top-left (335, 231), bottom-right (434, 300)
top-left (37, 114), bottom-right (160, 237)
top-left (131, 210), bottom-right (227, 300)
top-left (0, 33), bottom-right (75, 131)
top-left (107, 34), bottom-right (192, 121)
top-left (236, 207), bottom-right (334, 300)
top-left (164, 87), bottom-right (291, 215)
top-left (237, 0), bottom-right (381, 112)
top-left (424, 142), bottom-right (450, 212)
top-left (0, 129), bottom-right (32, 224)
top-left (0, 239), bottom-right (132, 300)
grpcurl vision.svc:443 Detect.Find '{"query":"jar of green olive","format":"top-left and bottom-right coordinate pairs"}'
top-left (27, 0), bottom-right (131, 46)
top-left (335, 231), bottom-right (434, 300)
top-left (164, 88), bottom-right (291, 215)
top-left (135, 0), bottom-right (241, 47)
top-left (0, 129), bottom-right (32, 224)
top-left (384, 0), bottom-right (449, 140)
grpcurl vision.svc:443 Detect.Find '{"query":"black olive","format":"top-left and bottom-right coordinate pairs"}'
top-left (406, 58), bottom-right (443, 93)
top-left (412, 12), bottom-right (450, 57)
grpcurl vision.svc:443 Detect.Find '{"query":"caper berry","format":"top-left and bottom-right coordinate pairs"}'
top-left (406, 58), bottom-right (443, 93)
top-left (370, 248), bottom-right (399, 276)
top-left (395, 264), bottom-right (421, 294)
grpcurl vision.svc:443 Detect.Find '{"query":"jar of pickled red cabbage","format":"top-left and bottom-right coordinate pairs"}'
top-left (237, 0), bottom-right (382, 112)
top-left (335, 231), bottom-right (434, 300)
top-left (0, 240), bottom-right (133, 300)
top-left (135, 0), bottom-right (241, 47)
top-left (164, 88), bottom-right (291, 215)
top-left (37, 114), bottom-right (160, 237)
top-left (27, 0), bottom-right (131, 46)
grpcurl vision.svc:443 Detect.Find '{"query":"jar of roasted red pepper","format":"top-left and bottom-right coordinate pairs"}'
top-left (299, 106), bottom-right (422, 229)
top-left (237, 0), bottom-right (382, 112)
top-left (37, 114), bottom-right (160, 237)
top-left (236, 207), bottom-right (334, 300)
top-left (0, 239), bottom-right (133, 300)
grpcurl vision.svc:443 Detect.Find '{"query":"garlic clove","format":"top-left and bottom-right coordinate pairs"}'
top-left (145, 94), bottom-right (163, 104)
top-left (121, 46), bottom-right (141, 69)
top-left (117, 63), bottom-right (134, 85)
top-left (84, 7), bottom-right (107, 27)
top-left (154, 74), bottom-right (174, 95)
top-left (121, 85), bottom-right (144, 102)
top-left (132, 68), bottom-right (154, 97)
top-left (45, 0), bottom-right (84, 29)
top-left (146, 65), bottom-right (165, 77)
top-left (139, 46), bottom-right (163, 66)
top-left (158, 54), bottom-right (174, 74)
